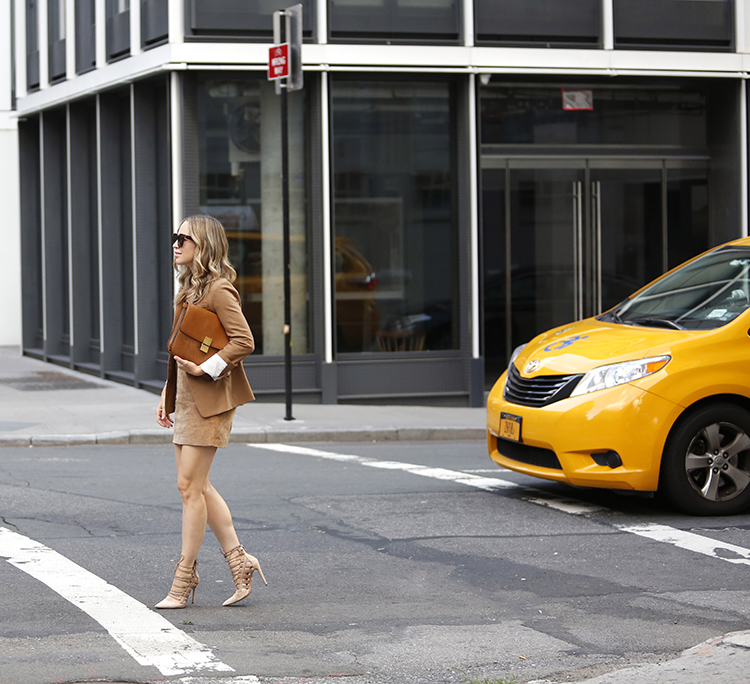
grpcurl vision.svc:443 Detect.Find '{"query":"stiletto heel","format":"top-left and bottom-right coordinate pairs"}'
top-left (155, 556), bottom-right (199, 609)
top-left (222, 544), bottom-right (267, 606)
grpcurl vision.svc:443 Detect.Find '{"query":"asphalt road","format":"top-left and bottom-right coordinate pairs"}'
top-left (2, 440), bottom-right (750, 684)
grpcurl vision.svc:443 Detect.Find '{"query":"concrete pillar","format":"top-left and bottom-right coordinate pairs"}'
top-left (260, 80), bottom-right (307, 356)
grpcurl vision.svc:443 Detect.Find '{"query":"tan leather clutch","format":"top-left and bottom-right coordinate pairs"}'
top-left (167, 302), bottom-right (230, 365)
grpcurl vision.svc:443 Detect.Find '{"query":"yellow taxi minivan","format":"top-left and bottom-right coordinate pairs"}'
top-left (487, 237), bottom-right (750, 515)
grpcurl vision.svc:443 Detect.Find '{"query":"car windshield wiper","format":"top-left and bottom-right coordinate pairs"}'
top-left (598, 309), bottom-right (624, 324)
top-left (625, 317), bottom-right (686, 330)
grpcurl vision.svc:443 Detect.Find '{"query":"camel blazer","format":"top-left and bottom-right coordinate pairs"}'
top-left (165, 279), bottom-right (255, 418)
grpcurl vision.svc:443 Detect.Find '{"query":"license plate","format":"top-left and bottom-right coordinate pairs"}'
top-left (499, 412), bottom-right (522, 442)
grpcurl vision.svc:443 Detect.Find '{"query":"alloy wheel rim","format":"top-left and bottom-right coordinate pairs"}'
top-left (684, 421), bottom-right (750, 502)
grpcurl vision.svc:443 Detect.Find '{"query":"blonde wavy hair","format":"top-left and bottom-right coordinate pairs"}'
top-left (174, 214), bottom-right (237, 306)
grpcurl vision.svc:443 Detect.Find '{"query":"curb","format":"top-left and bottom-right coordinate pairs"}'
top-left (0, 426), bottom-right (486, 447)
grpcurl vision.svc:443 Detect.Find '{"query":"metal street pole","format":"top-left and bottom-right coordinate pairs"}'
top-left (271, 4), bottom-right (303, 422)
top-left (281, 76), bottom-right (293, 421)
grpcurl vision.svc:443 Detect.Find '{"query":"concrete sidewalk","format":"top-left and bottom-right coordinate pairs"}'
top-left (0, 347), bottom-right (486, 447)
top-left (536, 629), bottom-right (750, 684)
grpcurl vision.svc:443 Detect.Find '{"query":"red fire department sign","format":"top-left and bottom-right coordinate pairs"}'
top-left (268, 44), bottom-right (290, 80)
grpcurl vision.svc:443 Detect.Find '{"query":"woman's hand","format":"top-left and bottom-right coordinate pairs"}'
top-left (174, 355), bottom-right (206, 377)
top-left (156, 389), bottom-right (173, 428)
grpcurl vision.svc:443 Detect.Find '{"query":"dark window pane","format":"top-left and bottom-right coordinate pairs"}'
top-left (188, 0), bottom-right (314, 40)
top-left (106, 0), bottom-right (130, 60)
top-left (197, 76), bottom-right (310, 355)
top-left (27, 0), bottom-right (40, 89)
top-left (475, 0), bottom-right (600, 47)
top-left (141, 0), bottom-right (168, 46)
top-left (481, 167), bottom-right (507, 384)
top-left (614, 0), bottom-right (733, 50)
top-left (667, 166), bottom-right (710, 269)
top-left (75, 0), bottom-right (96, 73)
top-left (481, 86), bottom-right (707, 147)
top-left (48, 0), bottom-right (66, 80)
top-left (332, 80), bottom-right (458, 353)
top-left (329, 0), bottom-right (460, 43)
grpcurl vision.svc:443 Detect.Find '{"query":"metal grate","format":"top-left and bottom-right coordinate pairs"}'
top-left (0, 371), bottom-right (103, 392)
top-left (496, 436), bottom-right (563, 470)
top-left (504, 364), bottom-right (582, 408)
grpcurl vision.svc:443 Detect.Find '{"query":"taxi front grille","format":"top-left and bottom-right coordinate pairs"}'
top-left (504, 364), bottom-right (582, 407)
top-left (496, 436), bottom-right (562, 470)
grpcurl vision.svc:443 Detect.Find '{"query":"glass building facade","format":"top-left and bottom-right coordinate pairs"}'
top-left (10, 0), bottom-right (748, 404)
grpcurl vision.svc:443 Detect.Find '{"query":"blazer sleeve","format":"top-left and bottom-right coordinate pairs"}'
top-left (208, 280), bottom-right (255, 371)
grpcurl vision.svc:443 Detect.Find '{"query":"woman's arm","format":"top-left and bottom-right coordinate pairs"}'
top-left (175, 279), bottom-right (254, 380)
top-left (197, 280), bottom-right (254, 380)
top-left (156, 384), bottom-right (174, 427)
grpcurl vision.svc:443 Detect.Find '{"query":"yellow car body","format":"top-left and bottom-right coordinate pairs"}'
top-left (487, 237), bottom-right (750, 514)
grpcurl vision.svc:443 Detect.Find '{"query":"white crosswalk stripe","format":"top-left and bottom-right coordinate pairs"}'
top-left (0, 527), bottom-right (245, 678)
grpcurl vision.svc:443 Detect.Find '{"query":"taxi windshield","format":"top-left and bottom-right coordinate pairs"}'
top-left (602, 245), bottom-right (750, 330)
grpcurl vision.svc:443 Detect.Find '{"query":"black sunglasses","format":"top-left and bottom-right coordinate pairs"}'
top-left (172, 233), bottom-right (195, 248)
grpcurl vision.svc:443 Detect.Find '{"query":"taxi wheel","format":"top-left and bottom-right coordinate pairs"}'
top-left (660, 403), bottom-right (750, 515)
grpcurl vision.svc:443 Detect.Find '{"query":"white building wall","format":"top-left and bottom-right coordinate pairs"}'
top-left (0, 0), bottom-right (21, 346)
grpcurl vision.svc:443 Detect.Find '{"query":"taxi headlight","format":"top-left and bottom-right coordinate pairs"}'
top-left (508, 343), bottom-right (527, 369)
top-left (570, 355), bottom-right (671, 397)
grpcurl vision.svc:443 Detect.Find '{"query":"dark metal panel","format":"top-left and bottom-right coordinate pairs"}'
top-left (41, 109), bottom-right (70, 360)
top-left (133, 78), bottom-right (172, 384)
top-left (26, 0), bottom-right (40, 89)
top-left (106, 3), bottom-right (130, 60)
top-left (75, 0), bottom-right (97, 74)
top-left (336, 356), bottom-right (465, 397)
top-left (328, 0), bottom-right (460, 42)
top-left (243, 359), bottom-right (319, 392)
top-left (48, 40), bottom-right (66, 81)
top-left (98, 91), bottom-right (128, 372)
top-left (155, 77), bottom-right (173, 379)
top-left (19, 117), bottom-right (44, 351)
top-left (187, 0), bottom-right (315, 40)
top-left (475, 0), bottom-right (601, 47)
top-left (132, 81), bottom-right (160, 383)
top-left (181, 73), bottom-right (200, 217)
top-left (47, 0), bottom-right (66, 80)
top-left (69, 99), bottom-right (99, 367)
top-left (141, 0), bottom-right (168, 47)
top-left (614, 0), bottom-right (734, 49)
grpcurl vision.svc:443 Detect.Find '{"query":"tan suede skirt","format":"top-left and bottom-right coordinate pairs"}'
top-left (173, 369), bottom-right (236, 448)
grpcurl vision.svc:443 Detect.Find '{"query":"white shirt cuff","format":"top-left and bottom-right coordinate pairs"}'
top-left (200, 354), bottom-right (228, 381)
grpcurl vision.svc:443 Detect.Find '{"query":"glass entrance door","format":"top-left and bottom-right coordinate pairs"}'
top-left (482, 158), bottom-right (709, 385)
top-left (589, 161), bottom-right (664, 314)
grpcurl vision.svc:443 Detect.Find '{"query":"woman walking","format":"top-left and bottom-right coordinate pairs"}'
top-left (155, 214), bottom-right (266, 609)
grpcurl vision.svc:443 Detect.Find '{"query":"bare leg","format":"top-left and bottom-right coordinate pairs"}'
top-left (155, 444), bottom-right (216, 609)
top-left (204, 478), bottom-right (241, 553)
top-left (174, 443), bottom-right (217, 567)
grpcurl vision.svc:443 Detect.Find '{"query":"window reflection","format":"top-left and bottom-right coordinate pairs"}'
top-left (197, 75), bottom-right (309, 355)
top-left (481, 86), bottom-right (707, 147)
top-left (332, 80), bottom-right (458, 353)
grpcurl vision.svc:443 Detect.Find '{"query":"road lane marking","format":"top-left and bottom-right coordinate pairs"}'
top-left (617, 522), bottom-right (750, 567)
top-left (249, 444), bottom-right (604, 510)
top-left (248, 443), bottom-right (750, 567)
top-left (249, 443), bottom-right (518, 490)
top-left (523, 495), bottom-right (607, 515)
top-left (0, 526), bottom-right (241, 678)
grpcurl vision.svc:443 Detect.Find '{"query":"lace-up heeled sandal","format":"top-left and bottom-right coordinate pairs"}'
top-left (155, 556), bottom-right (199, 609)
top-left (222, 544), bottom-right (267, 606)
